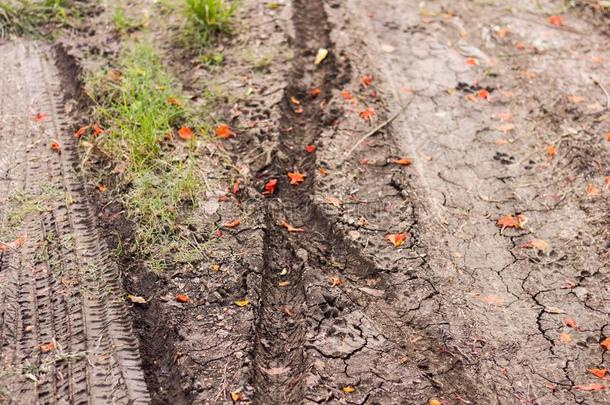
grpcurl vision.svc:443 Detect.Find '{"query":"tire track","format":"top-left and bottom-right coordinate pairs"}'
top-left (0, 41), bottom-right (149, 404)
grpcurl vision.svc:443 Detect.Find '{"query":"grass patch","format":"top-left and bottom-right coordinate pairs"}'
top-left (182, 0), bottom-right (236, 47)
top-left (0, 0), bottom-right (78, 37)
top-left (86, 43), bottom-right (206, 270)
top-left (112, 7), bottom-right (143, 35)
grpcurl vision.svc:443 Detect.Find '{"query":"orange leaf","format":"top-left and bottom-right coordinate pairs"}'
top-left (305, 144), bottom-right (316, 153)
top-left (33, 112), bottom-right (47, 122)
top-left (568, 95), bottom-right (585, 104)
top-left (496, 214), bottom-right (527, 230)
top-left (330, 276), bottom-right (342, 287)
top-left (564, 318), bottom-right (577, 329)
top-left (262, 179), bottom-right (278, 195)
top-left (98, 184), bottom-right (107, 193)
top-left (521, 239), bottom-right (549, 251)
top-left (290, 96), bottom-right (301, 105)
top-left (232, 181), bottom-right (240, 195)
top-left (176, 293), bottom-right (190, 303)
top-left (546, 144), bottom-right (556, 158)
top-left (559, 332), bottom-right (572, 343)
top-left (466, 57), bottom-right (478, 66)
top-left (589, 368), bottom-right (608, 379)
top-left (586, 183), bottom-right (600, 197)
top-left (605, 176), bottom-right (610, 189)
top-left (279, 220), bottom-right (304, 233)
top-left (178, 127), bottom-right (193, 140)
top-left (478, 89), bottom-right (490, 100)
top-left (361, 75), bottom-right (374, 87)
top-left (342, 89), bottom-right (353, 100)
top-left (215, 123), bottom-right (233, 139)
top-left (601, 337), bottom-right (610, 351)
top-left (75, 125), bottom-right (90, 138)
top-left (294, 107), bottom-right (304, 114)
top-left (310, 88), bottom-right (321, 97)
top-left (359, 107), bottom-right (376, 121)
top-left (222, 219), bottom-right (241, 228)
top-left (40, 342), bottom-right (56, 353)
top-left (548, 15), bottom-right (563, 27)
top-left (93, 124), bottom-right (104, 136)
top-left (0, 234), bottom-right (27, 252)
top-left (50, 141), bottom-right (61, 152)
top-left (386, 233), bottom-right (408, 247)
top-left (287, 171), bottom-right (305, 185)
top-left (515, 42), bottom-right (526, 50)
top-left (496, 27), bottom-right (509, 38)
top-left (573, 383), bottom-right (607, 391)
top-left (167, 97), bottom-right (182, 106)
top-left (391, 158), bottom-right (412, 166)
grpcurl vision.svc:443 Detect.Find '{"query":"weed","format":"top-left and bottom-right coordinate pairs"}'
top-left (112, 7), bottom-right (142, 35)
top-left (183, 0), bottom-right (236, 45)
top-left (86, 43), bottom-right (205, 270)
top-left (0, 0), bottom-right (77, 37)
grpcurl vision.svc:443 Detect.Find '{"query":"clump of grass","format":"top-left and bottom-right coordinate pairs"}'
top-left (0, 0), bottom-right (76, 37)
top-left (183, 0), bottom-right (236, 45)
top-left (86, 43), bottom-right (204, 269)
top-left (112, 7), bottom-right (143, 35)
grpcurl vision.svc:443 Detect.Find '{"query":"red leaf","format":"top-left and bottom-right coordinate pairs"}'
top-left (40, 342), bottom-right (56, 353)
top-left (50, 141), bottom-right (61, 152)
top-left (361, 75), bottom-right (374, 87)
top-left (589, 368), bottom-right (608, 379)
top-left (466, 57), bottom-right (478, 66)
top-left (75, 125), bottom-right (90, 138)
top-left (601, 337), bottom-right (610, 351)
top-left (92, 124), bottom-right (104, 136)
top-left (478, 89), bottom-right (490, 100)
top-left (278, 220), bottom-right (304, 233)
top-left (310, 88), bottom-right (321, 97)
top-left (215, 123), bottom-right (234, 139)
top-left (176, 293), bottom-right (190, 303)
top-left (548, 15), bottom-right (563, 27)
top-left (496, 214), bottom-right (527, 230)
top-left (33, 112), bottom-right (47, 122)
top-left (359, 107), bottom-right (376, 121)
top-left (305, 144), bottom-right (316, 153)
top-left (386, 233), bottom-right (408, 247)
top-left (232, 181), bottom-right (240, 195)
top-left (262, 179), bottom-right (278, 195)
top-left (341, 89), bottom-right (353, 100)
top-left (564, 318), bottom-right (577, 329)
top-left (178, 127), bottom-right (193, 140)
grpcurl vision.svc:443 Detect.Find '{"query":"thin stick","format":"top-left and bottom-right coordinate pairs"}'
top-left (341, 98), bottom-right (412, 164)
top-left (591, 77), bottom-right (610, 110)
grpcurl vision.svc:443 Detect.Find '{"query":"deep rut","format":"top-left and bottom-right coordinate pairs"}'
top-left (0, 41), bottom-right (149, 404)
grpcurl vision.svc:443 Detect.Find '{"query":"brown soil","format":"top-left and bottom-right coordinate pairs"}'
top-left (1, 0), bottom-right (608, 404)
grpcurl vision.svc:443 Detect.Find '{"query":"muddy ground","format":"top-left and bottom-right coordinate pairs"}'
top-left (0, 0), bottom-right (609, 404)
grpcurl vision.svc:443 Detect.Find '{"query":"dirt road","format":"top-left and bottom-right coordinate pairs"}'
top-left (0, 0), bottom-right (608, 404)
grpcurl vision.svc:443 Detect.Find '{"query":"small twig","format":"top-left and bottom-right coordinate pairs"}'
top-left (591, 76), bottom-right (610, 110)
top-left (341, 98), bottom-right (412, 164)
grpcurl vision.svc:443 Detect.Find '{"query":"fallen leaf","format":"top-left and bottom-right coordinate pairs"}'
top-left (497, 27), bottom-right (510, 38)
top-left (127, 294), bottom-right (147, 304)
top-left (263, 179), bottom-right (278, 195)
top-left (314, 48), bottom-right (328, 65)
top-left (390, 158), bottom-right (413, 166)
top-left (178, 127), bottom-right (193, 140)
top-left (342, 89), bottom-right (353, 100)
top-left (478, 89), bottom-right (490, 100)
top-left (330, 277), bottom-right (342, 287)
top-left (568, 94), bottom-right (585, 104)
top-left (358, 287), bottom-right (385, 297)
top-left (234, 299), bottom-right (250, 307)
top-left (324, 196), bottom-right (342, 208)
top-left (573, 383), bottom-right (607, 391)
top-left (222, 219), bottom-right (241, 228)
top-left (50, 141), bottom-right (61, 152)
top-left (361, 75), bottom-right (374, 87)
top-left (605, 176), bottom-right (610, 189)
top-left (359, 107), bottom-right (376, 121)
top-left (310, 88), bottom-right (321, 97)
top-left (589, 368), bottom-right (607, 379)
top-left (546, 144), bottom-right (557, 158)
top-left (521, 239), bottom-right (550, 251)
top-left (92, 124), bottom-right (104, 136)
top-left (215, 123), bottom-right (234, 139)
top-left (211, 264), bottom-right (221, 272)
top-left (98, 184), bottom-right (107, 193)
top-left (496, 214), bottom-right (527, 230)
top-left (319, 167), bottom-right (328, 176)
top-left (548, 15), bottom-right (564, 27)
top-left (294, 106), bottom-right (304, 114)
top-left (176, 293), bottom-right (190, 303)
top-left (429, 399), bottom-right (443, 405)
top-left (40, 342), bottom-right (56, 353)
top-left (167, 97), bottom-right (182, 106)
top-left (515, 42), bottom-right (526, 50)
top-left (342, 386), bottom-right (355, 394)
top-left (586, 183), bottom-right (600, 196)
top-left (386, 233), bottom-right (408, 247)
top-left (230, 391), bottom-right (243, 401)
top-left (33, 113), bottom-right (47, 122)
top-left (306, 144), bottom-right (316, 153)
top-left (278, 281), bottom-right (290, 287)
top-left (290, 96), bottom-right (301, 105)
top-left (559, 332), bottom-right (572, 343)
top-left (0, 234), bottom-right (27, 252)
top-left (288, 171), bottom-right (305, 185)
top-left (466, 57), bottom-right (478, 66)
top-left (278, 220), bottom-right (304, 233)
top-left (497, 123), bottom-right (515, 133)
top-left (232, 181), bottom-right (240, 195)
top-left (75, 125), bottom-right (89, 138)
top-left (601, 337), bottom-right (610, 351)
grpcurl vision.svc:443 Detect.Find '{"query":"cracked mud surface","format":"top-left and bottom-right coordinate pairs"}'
top-left (1, 0), bottom-right (608, 404)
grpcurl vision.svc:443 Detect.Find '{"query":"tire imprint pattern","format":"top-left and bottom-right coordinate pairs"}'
top-left (0, 41), bottom-right (149, 404)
